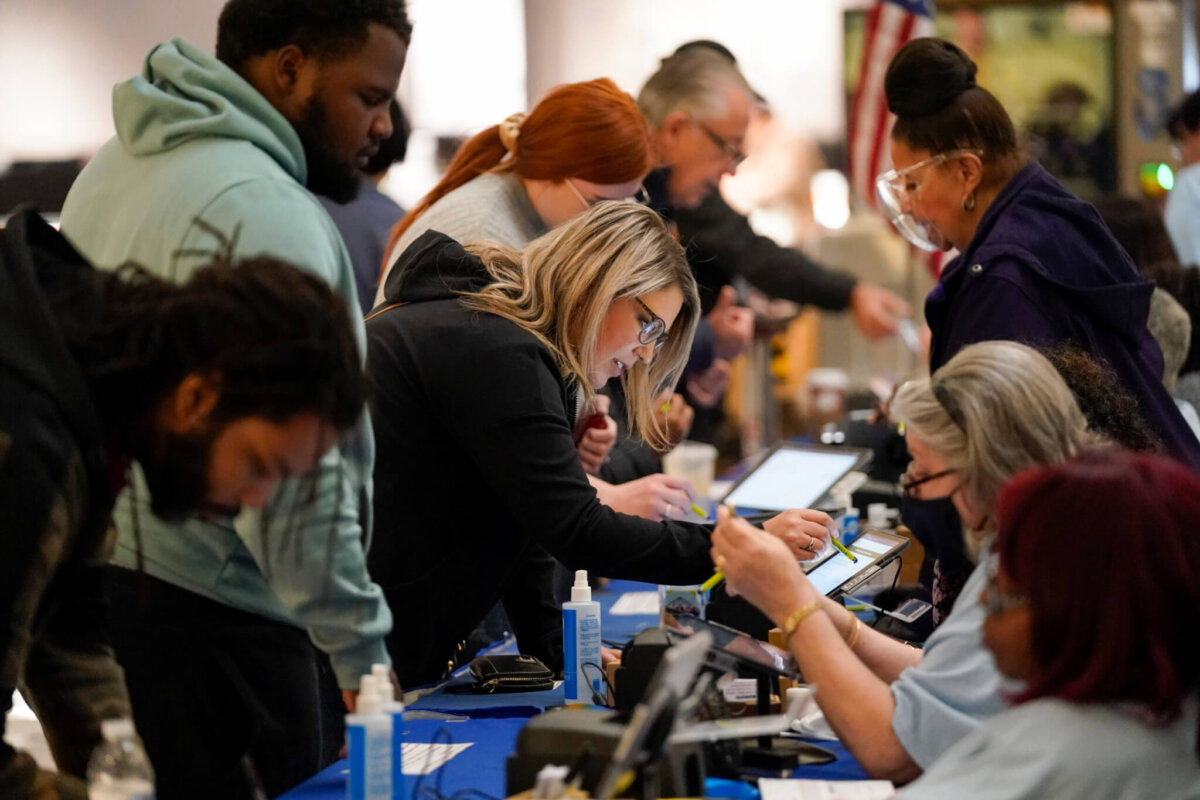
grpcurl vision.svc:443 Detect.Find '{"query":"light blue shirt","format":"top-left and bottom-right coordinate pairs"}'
top-left (898, 698), bottom-right (1200, 799)
top-left (890, 555), bottom-right (1019, 768)
top-left (1166, 162), bottom-right (1200, 267)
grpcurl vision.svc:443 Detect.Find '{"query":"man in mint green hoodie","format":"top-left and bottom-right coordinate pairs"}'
top-left (58, 1), bottom-right (410, 796)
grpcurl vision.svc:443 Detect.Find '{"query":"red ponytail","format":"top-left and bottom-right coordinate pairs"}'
top-left (383, 78), bottom-right (653, 272)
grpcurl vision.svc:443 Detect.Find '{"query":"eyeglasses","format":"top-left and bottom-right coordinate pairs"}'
top-left (694, 120), bottom-right (747, 168)
top-left (984, 559), bottom-right (1028, 616)
top-left (566, 179), bottom-right (653, 211)
top-left (634, 296), bottom-right (669, 350)
top-left (900, 467), bottom-right (957, 498)
top-left (875, 149), bottom-right (982, 252)
top-left (876, 148), bottom-right (983, 208)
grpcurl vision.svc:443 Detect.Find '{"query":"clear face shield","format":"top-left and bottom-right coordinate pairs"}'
top-left (875, 149), bottom-right (981, 252)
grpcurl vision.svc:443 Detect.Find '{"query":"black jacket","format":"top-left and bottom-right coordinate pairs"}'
top-left (366, 232), bottom-right (714, 688)
top-left (0, 212), bottom-right (117, 757)
top-left (644, 169), bottom-right (858, 317)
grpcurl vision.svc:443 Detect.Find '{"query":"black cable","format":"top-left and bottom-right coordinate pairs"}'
top-left (411, 724), bottom-right (453, 800)
top-left (582, 661), bottom-right (612, 705)
top-left (869, 559), bottom-right (904, 630)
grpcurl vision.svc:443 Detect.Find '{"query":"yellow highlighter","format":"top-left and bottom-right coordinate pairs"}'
top-left (700, 503), bottom-right (737, 592)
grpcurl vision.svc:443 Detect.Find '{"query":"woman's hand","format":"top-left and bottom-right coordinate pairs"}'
top-left (599, 473), bottom-right (695, 521)
top-left (575, 394), bottom-right (617, 475)
top-left (655, 390), bottom-right (694, 448)
top-left (762, 508), bottom-right (835, 561)
top-left (710, 506), bottom-right (819, 623)
top-left (685, 359), bottom-right (731, 408)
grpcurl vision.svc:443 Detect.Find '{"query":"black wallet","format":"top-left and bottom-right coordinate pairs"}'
top-left (468, 654), bottom-right (555, 694)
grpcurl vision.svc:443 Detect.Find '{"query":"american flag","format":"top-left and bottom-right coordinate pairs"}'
top-left (848, 0), bottom-right (936, 212)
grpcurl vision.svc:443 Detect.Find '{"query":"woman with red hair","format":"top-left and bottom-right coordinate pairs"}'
top-left (376, 77), bottom-right (654, 306)
top-left (899, 449), bottom-right (1200, 797)
top-left (376, 77), bottom-right (698, 525)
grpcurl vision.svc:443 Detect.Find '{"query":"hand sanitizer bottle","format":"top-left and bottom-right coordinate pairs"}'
top-left (346, 674), bottom-right (392, 800)
top-left (563, 570), bottom-right (602, 705)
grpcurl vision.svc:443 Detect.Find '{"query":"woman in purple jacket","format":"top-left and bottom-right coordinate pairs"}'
top-left (875, 36), bottom-right (1200, 619)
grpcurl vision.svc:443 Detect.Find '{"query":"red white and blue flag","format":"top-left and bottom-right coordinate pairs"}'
top-left (848, 0), bottom-right (936, 212)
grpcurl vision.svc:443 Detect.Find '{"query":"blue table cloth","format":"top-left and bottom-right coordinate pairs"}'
top-left (281, 580), bottom-right (869, 798)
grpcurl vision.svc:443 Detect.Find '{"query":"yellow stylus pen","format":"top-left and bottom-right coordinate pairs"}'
top-left (830, 536), bottom-right (858, 563)
top-left (700, 503), bottom-right (736, 591)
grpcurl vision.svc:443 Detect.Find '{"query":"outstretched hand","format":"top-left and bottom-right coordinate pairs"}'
top-left (710, 506), bottom-right (818, 623)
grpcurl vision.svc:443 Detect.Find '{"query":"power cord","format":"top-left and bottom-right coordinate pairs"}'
top-left (868, 559), bottom-right (904, 630)
top-left (410, 724), bottom-right (505, 800)
top-left (581, 661), bottom-right (612, 706)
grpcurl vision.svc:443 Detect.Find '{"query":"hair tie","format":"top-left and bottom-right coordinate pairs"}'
top-left (498, 112), bottom-right (526, 156)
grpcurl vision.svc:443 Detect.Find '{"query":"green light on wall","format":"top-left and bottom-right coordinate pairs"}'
top-left (1140, 162), bottom-right (1175, 198)
top-left (1158, 163), bottom-right (1175, 192)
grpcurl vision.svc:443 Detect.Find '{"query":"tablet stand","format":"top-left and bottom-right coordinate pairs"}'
top-left (736, 669), bottom-right (836, 773)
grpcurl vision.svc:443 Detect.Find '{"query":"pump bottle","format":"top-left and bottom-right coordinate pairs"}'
top-left (562, 570), bottom-right (603, 704)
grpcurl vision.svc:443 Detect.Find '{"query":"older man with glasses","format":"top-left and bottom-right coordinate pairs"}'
top-left (636, 42), bottom-right (911, 431)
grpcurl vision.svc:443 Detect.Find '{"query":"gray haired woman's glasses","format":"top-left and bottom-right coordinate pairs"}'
top-left (900, 468), bottom-right (957, 498)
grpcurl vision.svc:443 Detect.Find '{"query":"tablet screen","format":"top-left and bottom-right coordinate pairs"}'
top-left (802, 531), bottom-right (907, 596)
top-left (722, 445), bottom-right (867, 513)
top-left (664, 614), bottom-right (800, 679)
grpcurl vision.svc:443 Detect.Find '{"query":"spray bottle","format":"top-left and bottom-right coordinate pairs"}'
top-left (562, 570), bottom-right (602, 704)
top-left (371, 664), bottom-right (406, 800)
top-left (346, 674), bottom-right (392, 800)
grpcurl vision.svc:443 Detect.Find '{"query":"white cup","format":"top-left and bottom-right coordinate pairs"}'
top-left (867, 502), bottom-right (891, 528)
top-left (662, 440), bottom-right (718, 502)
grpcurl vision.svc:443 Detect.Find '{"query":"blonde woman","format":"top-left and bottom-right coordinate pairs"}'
top-left (710, 341), bottom-right (1095, 783)
top-left (365, 202), bottom-right (830, 688)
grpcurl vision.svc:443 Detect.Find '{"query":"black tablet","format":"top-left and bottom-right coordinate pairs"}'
top-left (720, 442), bottom-right (873, 514)
top-left (662, 614), bottom-right (801, 681)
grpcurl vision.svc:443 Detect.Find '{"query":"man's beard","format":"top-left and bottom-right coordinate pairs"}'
top-left (136, 425), bottom-right (220, 523)
top-left (295, 92), bottom-right (363, 204)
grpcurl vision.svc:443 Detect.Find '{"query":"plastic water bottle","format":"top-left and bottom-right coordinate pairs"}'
top-left (86, 718), bottom-right (155, 800)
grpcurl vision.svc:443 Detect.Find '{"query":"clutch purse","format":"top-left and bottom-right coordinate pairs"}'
top-left (468, 654), bottom-right (555, 694)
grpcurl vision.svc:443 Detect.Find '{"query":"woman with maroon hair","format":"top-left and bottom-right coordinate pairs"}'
top-left (900, 449), bottom-right (1200, 798)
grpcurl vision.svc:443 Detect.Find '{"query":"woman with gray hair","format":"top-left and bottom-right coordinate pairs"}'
top-left (709, 340), bottom-right (1095, 784)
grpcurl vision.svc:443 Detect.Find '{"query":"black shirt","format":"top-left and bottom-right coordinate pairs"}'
top-left (366, 232), bottom-right (714, 688)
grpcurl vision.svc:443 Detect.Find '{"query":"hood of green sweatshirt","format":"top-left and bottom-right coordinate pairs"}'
top-left (112, 38), bottom-right (306, 183)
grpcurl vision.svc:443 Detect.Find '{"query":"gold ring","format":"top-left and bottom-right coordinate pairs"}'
top-left (809, 535), bottom-right (819, 552)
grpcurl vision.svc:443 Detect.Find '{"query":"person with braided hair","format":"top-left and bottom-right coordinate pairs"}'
top-left (0, 212), bottom-right (366, 798)
top-left (58, 1), bottom-right (409, 795)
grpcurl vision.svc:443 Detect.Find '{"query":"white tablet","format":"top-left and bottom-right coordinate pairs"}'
top-left (721, 442), bottom-right (873, 514)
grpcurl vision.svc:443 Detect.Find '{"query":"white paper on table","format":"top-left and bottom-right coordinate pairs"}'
top-left (609, 591), bottom-right (660, 615)
top-left (401, 742), bottom-right (474, 775)
top-left (787, 687), bottom-right (839, 740)
top-left (759, 777), bottom-right (895, 800)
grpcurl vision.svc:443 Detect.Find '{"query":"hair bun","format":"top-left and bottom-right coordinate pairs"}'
top-left (885, 37), bottom-right (978, 118)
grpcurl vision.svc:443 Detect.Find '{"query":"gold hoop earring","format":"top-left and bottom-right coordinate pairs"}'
top-left (962, 191), bottom-right (976, 212)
